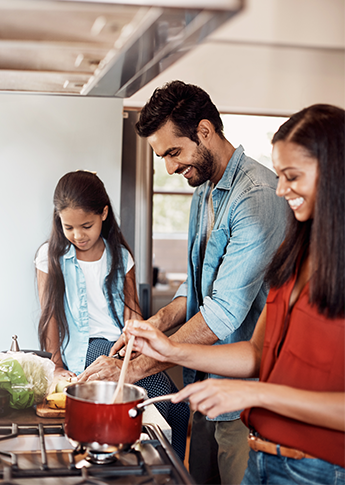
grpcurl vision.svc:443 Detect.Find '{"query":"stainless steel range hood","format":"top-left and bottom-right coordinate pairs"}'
top-left (0, 0), bottom-right (243, 97)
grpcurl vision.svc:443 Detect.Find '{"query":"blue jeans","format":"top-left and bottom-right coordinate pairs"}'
top-left (241, 449), bottom-right (345, 485)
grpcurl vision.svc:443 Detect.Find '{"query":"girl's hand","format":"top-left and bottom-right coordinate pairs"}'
top-left (171, 378), bottom-right (259, 419)
top-left (123, 320), bottom-right (176, 363)
top-left (53, 366), bottom-right (76, 380)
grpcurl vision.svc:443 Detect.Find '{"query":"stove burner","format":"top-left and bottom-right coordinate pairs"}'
top-left (71, 441), bottom-right (124, 465)
top-left (86, 450), bottom-right (119, 465)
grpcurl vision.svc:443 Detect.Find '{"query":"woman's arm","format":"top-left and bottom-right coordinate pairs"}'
top-left (37, 269), bottom-right (75, 379)
top-left (174, 379), bottom-right (344, 431)
top-left (124, 305), bottom-right (267, 378)
top-left (125, 308), bottom-right (345, 431)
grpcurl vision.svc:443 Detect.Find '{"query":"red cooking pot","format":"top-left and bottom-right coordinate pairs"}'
top-left (64, 381), bottom-right (147, 452)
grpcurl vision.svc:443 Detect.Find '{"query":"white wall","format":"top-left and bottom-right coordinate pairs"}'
top-left (125, 0), bottom-right (345, 114)
top-left (0, 94), bottom-right (123, 351)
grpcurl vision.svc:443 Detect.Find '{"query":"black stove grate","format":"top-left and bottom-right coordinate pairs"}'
top-left (0, 422), bottom-right (194, 485)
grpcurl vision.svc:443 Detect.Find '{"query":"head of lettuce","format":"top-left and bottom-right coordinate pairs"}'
top-left (0, 353), bottom-right (54, 409)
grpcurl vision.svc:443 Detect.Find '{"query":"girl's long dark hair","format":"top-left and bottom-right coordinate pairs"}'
top-left (265, 104), bottom-right (345, 318)
top-left (38, 171), bottom-right (135, 353)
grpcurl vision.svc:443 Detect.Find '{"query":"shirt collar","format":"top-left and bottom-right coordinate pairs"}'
top-left (63, 243), bottom-right (76, 260)
top-left (215, 145), bottom-right (244, 191)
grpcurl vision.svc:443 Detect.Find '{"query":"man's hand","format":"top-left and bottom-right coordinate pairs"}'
top-left (109, 334), bottom-right (126, 357)
top-left (77, 356), bottom-right (123, 382)
top-left (109, 333), bottom-right (140, 359)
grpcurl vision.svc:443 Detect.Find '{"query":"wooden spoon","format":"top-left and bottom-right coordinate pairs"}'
top-left (111, 335), bottom-right (135, 403)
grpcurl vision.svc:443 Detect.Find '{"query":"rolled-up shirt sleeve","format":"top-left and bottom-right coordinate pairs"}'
top-left (173, 280), bottom-right (188, 299)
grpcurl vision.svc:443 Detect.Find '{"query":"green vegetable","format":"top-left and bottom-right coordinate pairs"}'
top-left (0, 357), bottom-right (34, 409)
top-left (19, 354), bottom-right (51, 404)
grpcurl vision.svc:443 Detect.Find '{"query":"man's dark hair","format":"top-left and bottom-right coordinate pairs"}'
top-left (136, 80), bottom-right (224, 143)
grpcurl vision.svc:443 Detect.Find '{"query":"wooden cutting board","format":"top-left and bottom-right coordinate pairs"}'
top-left (36, 401), bottom-right (65, 418)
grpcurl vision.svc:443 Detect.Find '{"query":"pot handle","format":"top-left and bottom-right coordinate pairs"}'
top-left (129, 393), bottom-right (177, 418)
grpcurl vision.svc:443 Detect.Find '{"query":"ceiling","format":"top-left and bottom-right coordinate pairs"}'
top-left (125, 0), bottom-right (345, 114)
top-left (0, 0), bottom-right (243, 97)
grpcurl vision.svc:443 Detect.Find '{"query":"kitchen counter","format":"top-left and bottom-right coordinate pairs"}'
top-left (0, 402), bottom-right (172, 442)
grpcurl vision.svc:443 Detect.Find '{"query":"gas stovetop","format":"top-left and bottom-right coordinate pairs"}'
top-left (0, 422), bottom-right (194, 485)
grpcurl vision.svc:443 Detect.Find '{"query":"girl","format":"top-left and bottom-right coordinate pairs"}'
top-left (124, 105), bottom-right (345, 484)
top-left (36, 170), bottom-right (189, 460)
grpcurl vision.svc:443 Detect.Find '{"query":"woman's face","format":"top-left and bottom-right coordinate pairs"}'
top-left (272, 141), bottom-right (319, 222)
top-left (59, 206), bottom-right (108, 257)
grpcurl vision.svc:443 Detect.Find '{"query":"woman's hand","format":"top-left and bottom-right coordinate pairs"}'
top-left (123, 320), bottom-right (177, 363)
top-left (171, 378), bottom-right (259, 419)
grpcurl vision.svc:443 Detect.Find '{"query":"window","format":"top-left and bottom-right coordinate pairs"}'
top-left (152, 154), bottom-right (193, 284)
top-left (153, 155), bottom-right (194, 235)
top-left (221, 114), bottom-right (288, 172)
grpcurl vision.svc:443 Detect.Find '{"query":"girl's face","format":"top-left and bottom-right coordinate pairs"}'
top-left (59, 206), bottom-right (108, 257)
top-left (272, 141), bottom-right (319, 222)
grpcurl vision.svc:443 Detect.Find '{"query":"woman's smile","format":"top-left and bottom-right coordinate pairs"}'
top-left (287, 196), bottom-right (304, 211)
top-left (273, 141), bottom-right (318, 222)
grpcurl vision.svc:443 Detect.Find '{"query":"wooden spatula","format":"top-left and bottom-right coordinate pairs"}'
top-left (111, 335), bottom-right (135, 403)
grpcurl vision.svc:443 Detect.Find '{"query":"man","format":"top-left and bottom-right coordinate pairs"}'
top-left (81, 81), bottom-right (286, 484)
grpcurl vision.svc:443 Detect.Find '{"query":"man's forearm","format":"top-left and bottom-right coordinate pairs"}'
top-left (169, 311), bottom-right (218, 345)
top-left (147, 296), bottom-right (187, 332)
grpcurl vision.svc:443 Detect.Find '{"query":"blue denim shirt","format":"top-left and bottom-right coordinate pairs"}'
top-left (174, 145), bottom-right (287, 420)
top-left (60, 240), bottom-right (128, 375)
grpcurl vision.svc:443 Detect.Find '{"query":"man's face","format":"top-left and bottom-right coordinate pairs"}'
top-left (147, 120), bottom-right (216, 187)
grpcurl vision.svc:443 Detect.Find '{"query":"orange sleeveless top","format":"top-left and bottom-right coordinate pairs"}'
top-left (241, 277), bottom-right (345, 467)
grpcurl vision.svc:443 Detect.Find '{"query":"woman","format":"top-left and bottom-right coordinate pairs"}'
top-left (124, 104), bottom-right (345, 484)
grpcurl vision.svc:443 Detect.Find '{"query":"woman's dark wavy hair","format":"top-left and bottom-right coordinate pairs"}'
top-left (265, 104), bottom-right (345, 318)
top-left (135, 80), bottom-right (225, 143)
top-left (38, 171), bottom-right (134, 353)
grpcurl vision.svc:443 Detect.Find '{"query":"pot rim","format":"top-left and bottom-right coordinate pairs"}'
top-left (65, 381), bottom-right (147, 405)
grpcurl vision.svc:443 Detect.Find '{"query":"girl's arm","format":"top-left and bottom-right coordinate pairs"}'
top-left (37, 269), bottom-right (75, 379)
top-left (109, 266), bottom-right (143, 357)
top-left (123, 266), bottom-right (143, 322)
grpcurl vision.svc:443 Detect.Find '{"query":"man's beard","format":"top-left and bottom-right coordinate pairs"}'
top-left (187, 144), bottom-right (216, 187)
